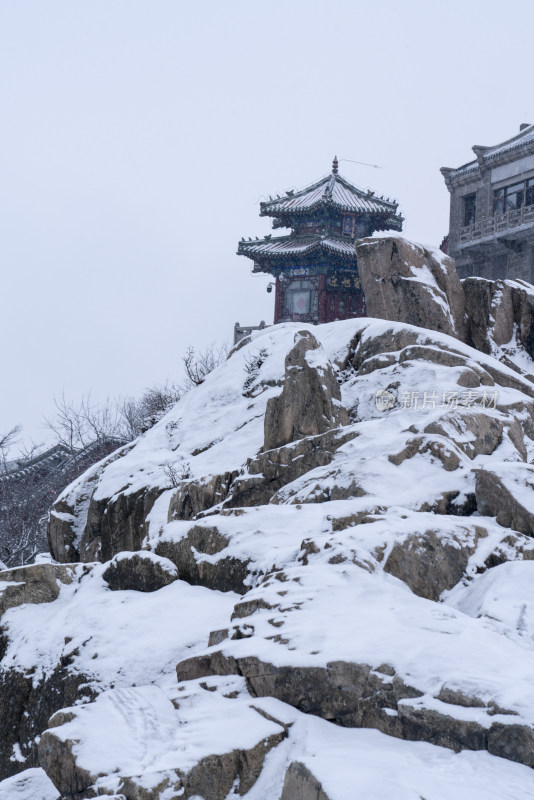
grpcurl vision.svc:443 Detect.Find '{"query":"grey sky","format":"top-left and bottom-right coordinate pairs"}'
top-left (1, 0), bottom-right (533, 448)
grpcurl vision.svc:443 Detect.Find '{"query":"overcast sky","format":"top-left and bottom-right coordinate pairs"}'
top-left (1, 0), bottom-right (533, 449)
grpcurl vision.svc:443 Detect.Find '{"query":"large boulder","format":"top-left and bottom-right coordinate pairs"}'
top-left (355, 237), bottom-right (467, 341)
top-left (264, 331), bottom-right (348, 452)
top-left (155, 524), bottom-right (250, 594)
top-left (102, 551), bottom-right (178, 592)
top-left (475, 463), bottom-right (534, 535)
top-left (383, 528), bottom-right (485, 601)
top-left (38, 684), bottom-right (287, 800)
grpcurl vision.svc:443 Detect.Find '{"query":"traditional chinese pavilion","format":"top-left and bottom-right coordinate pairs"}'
top-left (238, 157), bottom-right (403, 324)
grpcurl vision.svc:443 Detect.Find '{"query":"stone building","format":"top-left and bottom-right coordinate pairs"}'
top-left (442, 124), bottom-right (534, 281)
top-left (238, 158), bottom-right (403, 324)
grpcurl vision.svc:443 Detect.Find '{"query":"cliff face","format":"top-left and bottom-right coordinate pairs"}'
top-left (3, 239), bottom-right (534, 798)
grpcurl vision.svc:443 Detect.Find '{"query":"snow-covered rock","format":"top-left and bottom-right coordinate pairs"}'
top-left (0, 767), bottom-right (58, 800)
top-left (4, 308), bottom-right (534, 796)
top-left (39, 680), bottom-right (287, 799)
top-left (463, 276), bottom-right (534, 377)
top-left (355, 236), bottom-right (467, 341)
top-left (476, 461), bottom-right (534, 534)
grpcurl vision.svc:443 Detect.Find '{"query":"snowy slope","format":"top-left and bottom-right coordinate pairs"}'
top-left (4, 317), bottom-right (534, 798)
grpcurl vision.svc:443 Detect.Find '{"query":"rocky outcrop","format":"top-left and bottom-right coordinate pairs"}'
top-left (102, 551), bottom-right (178, 592)
top-left (424, 412), bottom-right (504, 460)
top-left (156, 525), bottom-right (250, 593)
top-left (355, 237), bottom-right (467, 341)
top-left (27, 310), bottom-right (534, 795)
top-left (176, 651), bottom-right (534, 768)
top-left (463, 277), bottom-right (534, 371)
top-left (355, 238), bottom-right (534, 384)
top-left (462, 279), bottom-right (515, 355)
top-left (227, 428), bottom-right (358, 509)
top-left (168, 472), bottom-right (239, 521)
top-left (475, 464), bottom-right (534, 535)
top-left (0, 666), bottom-right (94, 781)
top-left (38, 684), bottom-right (287, 800)
top-left (49, 484), bottom-right (164, 564)
top-left (264, 331), bottom-right (348, 452)
top-left (383, 528), bottom-right (485, 601)
top-left (0, 563), bottom-right (77, 618)
top-left (177, 652), bottom-right (423, 734)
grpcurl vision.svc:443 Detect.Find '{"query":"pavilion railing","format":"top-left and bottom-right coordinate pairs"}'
top-left (460, 203), bottom-right (534, 244)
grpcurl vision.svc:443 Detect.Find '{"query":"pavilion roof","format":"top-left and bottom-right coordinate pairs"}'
top-left (238, 233), bottom-right (358, 260)
top-left (260, 171), bottom-right (399, 218)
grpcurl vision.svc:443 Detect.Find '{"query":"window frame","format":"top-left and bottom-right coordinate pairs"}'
top-left (463, 193), bottom-right (476, 226)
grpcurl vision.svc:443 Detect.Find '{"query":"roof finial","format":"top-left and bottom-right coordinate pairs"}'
top-left (332, 155), bottom-right (338, 175)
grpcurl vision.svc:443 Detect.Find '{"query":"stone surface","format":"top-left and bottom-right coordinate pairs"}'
top-left (0, 563), bottom-right (77, 618)
top-left (356, 237), bottom-right (467, 340)
top-left (177, 652), bottom-right (423, 736)
top-left (227, 428), bottom-right (358, 510)
top-left (38, 685), bottom-right (287, 800)
top-left (463, 277), bottom-right (534, 370)
top-left (156, 525), bottom-right (250, 594)
top-left (475, 464), bottom-right (534, 535)
top-left (424, 412), bottom-right (504, 460)
top-left (280, 761), bottom-right (331, 800)
top-left (167, 471), bottom-right (239, 521)
top-left (177, 651), bottom-right (534, 768)
top-left (0, 665), bottom-right (94, 781)
top-left (487, 722), bottom-right (534, 768)
top-left (264, 331), bottom-right (348, 452)
top-left (102, 551), bottom-right (178, 592)
top-left (463, 279), bottom-right (515, 354)
top-left (49, 484), bottom-right (164, 564)
top-left (383, 528), bottom-right (484, 600)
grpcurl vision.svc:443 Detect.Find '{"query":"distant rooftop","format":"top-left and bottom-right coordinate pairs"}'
top-left (444, 124), bottom-right (534, 178)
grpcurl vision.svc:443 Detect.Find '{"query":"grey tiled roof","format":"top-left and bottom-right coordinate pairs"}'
top-left (238, 234), bottom-right (357, 259)
top-left (260, 173), bottom-right (399, 217)
top-left (448, 125), bottom-right (534, 177)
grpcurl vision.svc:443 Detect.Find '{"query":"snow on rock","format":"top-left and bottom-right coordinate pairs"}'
top-left (0, 565), bottom-right (236, 691)
top-left (178, 555), bottom-right (534, 743)
top-left (102, 550), bottom-right (178, 592)
top-left (0, 564), bottom-right (237, 781)
top-left (0, 767), bottom-right (59, 800)
top-left (463, 276), bottom-right (534, 377)
top-left (39, 679), bottom-right (287, 799)
top-left (355, 236), bottom-right (467, 340)
top-left (445, 560), bottom-right (534, 647)
top-left (4, 310), bottom-right (534, 794)
top-left (263, 329), bottom-right (348, 451)
top-left (48, 317), bottom-right (534, 564)
top-left (275, 717), bottom-right (534, 800)
top-left (476, 461), bottom-right (534, 534)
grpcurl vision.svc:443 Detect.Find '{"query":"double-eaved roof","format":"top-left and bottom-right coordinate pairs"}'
top-left (260, 170), bottom-right (400, 219)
